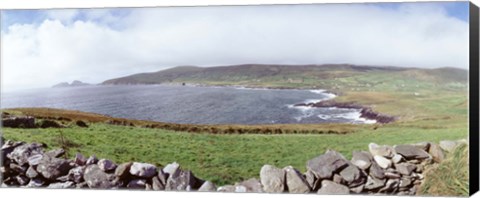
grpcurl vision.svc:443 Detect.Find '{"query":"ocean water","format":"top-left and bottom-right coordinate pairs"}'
top-left (1, 85), bottom-right (375, 125)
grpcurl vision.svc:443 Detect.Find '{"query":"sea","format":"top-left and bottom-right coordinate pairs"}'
top-left (1, 85), bottom-right (376, 125)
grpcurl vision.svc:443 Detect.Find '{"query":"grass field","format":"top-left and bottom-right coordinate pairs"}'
top-left (1, 66), bottom-right (470, 190)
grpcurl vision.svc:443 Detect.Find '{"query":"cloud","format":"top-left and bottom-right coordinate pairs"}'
top-left (0, 3), bottom-right (469, 92)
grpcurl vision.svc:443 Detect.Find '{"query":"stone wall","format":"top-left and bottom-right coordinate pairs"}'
top-left (0, 139), bottom-right (467, 195)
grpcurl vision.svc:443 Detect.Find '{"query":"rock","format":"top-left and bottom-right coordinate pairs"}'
top-left (369, 163), bottom-right (385, 179)
top-left (145, 183), bottom-right (153, 190)
top-left (217, 185), bottom-right (236, 192)
top-left (83, 165), bottom-right (113, 188)
top-left (76, 182), bottom-right (89, 189)
top-left (339, 163), bottom-right (365, 187)
top-left (412, 142), bottom-right (430, 151)
top-left (395, 163), bottom-right (416, 176)
top-left (284, 166), bottom-right (310, 193)
top-left (15, 175), bottom-right (30, 185)
top-left (439, 140), bottom-right (458, 152)
top-left (26, 166), bottom-right (39, 178)
top-left (115, 162), bottom-right (133, 179)
top-left (317, 180), bottom-right (350, 194)
top-left (45, 149), bottom-right (65, 158)
top-left (399, 177), bottom-right (413, 188)
top-left (351, 151), bottom-right (372, 170)
top-left (152, 176), bottom-right (166, 190)
top-left (26, 178), bottom-right (45, 188)
top-left (98, 159), bottom-right (117, 172)
top-left (27, 154), bottom-right (44, 166)
top-left (129, 162), bottom-right (157, 178)
top-left (163, 162), bottom-right (180, 176)
top-left (67, 166), bottom-right (85, 183)
top-left (373, 155), bottom-right (391, 169)
top-left (74, 153), bottom-right (87, 165)
top-left (260, 164), bottom-right (285, 193)
top-left (364, 176), bottom-right (386, 190)
top-left (379, 179), bottom-right (400, 193)
top-left (235, 178), bottom-right (263, 193)
top-left (368, 143), bottom-right (394, 158)
top-left (350, 184), bottom-right (364, 193)
top-left (333, 174), bottom-right (345, 184)
top-left (198, 181), bottom-right (217, 192)
top-left (127, 179), bottom-right (146, 189)
top-left (307, 150), bottom-right (349, 179)
top-left (428, 143), bottom-right (445, 163)
top-left (305, 170), bottom-right (320, 191)
top-left (391, 154), bottom-right (403, 164)
top-left (166, 170), bottom-right (202, 191)
top-left (384, 172), bottom-right (401, 179)
top-left (47, 181), bottom-right (75, 189)
top-left (86, 155), bottom-right (98, 165)
top-left (9, 163), bottom-right (27, 174)
top-left (7, 143), bottom-right (44, 166)
top-left (36, 155), bottom-right (72, 180)
top-left (394, 145), bottom-right (430, 160)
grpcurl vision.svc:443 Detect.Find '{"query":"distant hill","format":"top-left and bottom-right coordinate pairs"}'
top-left (52, 80), bottom-right (91, 88)
top-left (101, 64), bottom-right (468, 87)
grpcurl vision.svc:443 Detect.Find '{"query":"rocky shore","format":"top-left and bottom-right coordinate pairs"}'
top-left (1, 138), bottom-right (466, 195)
top-left (294, 100), bottom-right (396, 124)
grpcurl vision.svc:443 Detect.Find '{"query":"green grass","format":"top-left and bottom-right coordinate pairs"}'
top-left (2, 122), bottom-right (467, 186)
top-left (419, 143), bottom-right (469, 196)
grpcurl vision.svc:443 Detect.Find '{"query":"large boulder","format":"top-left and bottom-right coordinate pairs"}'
top-left (284, 166), bottom-right (310, 193)
top-left (394, 145), bottom-right (430, 160)
top-left (351, 151), bottom-right (372, 170)
top-left (129, 162), bottom-right (157, 178)
top-left (317, 180), bottom-right (350, 194)
top-left (83, 165), bottom-right (113, 189)
top-left (36, 155), bottom-right (72, 180)
top-left (307, 150), bottom-right (349, 179)
top-left (259, 165), bottom-right (285, 193)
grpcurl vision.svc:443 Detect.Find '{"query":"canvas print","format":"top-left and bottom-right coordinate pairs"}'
top-left (0, 1), bottom-right (473, 196)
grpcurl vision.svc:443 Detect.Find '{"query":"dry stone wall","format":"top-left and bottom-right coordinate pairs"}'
top-left (0, 139), bottom-right (467, 195)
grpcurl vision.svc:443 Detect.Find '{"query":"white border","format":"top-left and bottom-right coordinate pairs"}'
top-left (0, 0), bottom-right (476, 198)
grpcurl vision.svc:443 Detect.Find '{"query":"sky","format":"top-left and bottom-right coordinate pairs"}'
top-left (0, 2), bottom-right (470, 92)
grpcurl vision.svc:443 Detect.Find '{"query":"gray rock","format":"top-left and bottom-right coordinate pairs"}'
top-left (368, 143), bottom-right (395, 158)
top-left (333, 174), bottom-right (345, 184)
top-left (151, 176), bottom-right (164, 190)
top-left (15, 175), bottom-right (30, 185)
top-left (83, 165), bottom-right (113, 188)
top-left (7, 143), bottom-right (44, 166)
top-left (130, 162), bottom-right (157, 178)
top-left (76, 182), bottom-right (89, 189)
top-left (395, 163), bottom-right (416, 176)
top-left (198, 181), bottom-right (217, 192)
top-left (217, 185), bottom-right (236, 192)
top-left (235, 178), bottom-right (263, 193)
top-left (373, 155), bottom-right (391, 169)
top-left (74, 153), bottom-right (87, 165)
top-left (428, 143), bottom-right (445, 163)
top-left (391, 154), bottom-right (403, 164)
top-left (399, 177), bottom-right (413, 188)
top-left (86, 155), bottom-right (98, 165)
top-left (36, 155), bottom-right (72, 180)
top-left (339, 163), bottom-right (365, 187)
top-left (317, 180), bottom-right (350, 194)
top-left (284, 166), bottom-right (310, 193)
top-left (166, 170), bottom-right (202, 191)
top-left (379, 179), bottom-right (400, 193)
top-left (67, 166), bottom-right (85, 183)
top-left (127, 179), bottom-right (147, 189)
top-left (45, 149), bottom-right (65, 158)
top-left (98, 159), bottom-right (117, 172)
top-left (394, 145), bottom-right (430, 160)
top-left (47, 181), bottom-right (75, 189)
top-left (439, 140), bottom-right (458, 152)
top-left (305, 170), bottom-right (320, 191)
top-left (9, 163), bottom-right (27, 174)
top-left (307, 150), bottom-right (349, 179)
top-left (260, 164), bottom-right (285, 193)
top-left (26, 178), bottom-right (45, 188)
top-left (412, 142), bottom-right (430, 151)
top-left (27, 154), bottom-right (43, 166)
top-left (351, 151), bottom-right (372, 170)
top-left (163, 162), bottom-right (180, 176)
top-left (364, 176), bottom-right (385, 190)
top-left (115, 162), bottom-right (133, 179)
top-left (350, 184), bottom-right (364, 193)
top-left (384, 171), bottom-right (401, 179)
top-left (26, 166), bottom-right (39, 178)
top-left (145, 183), bottom-right (153, 190)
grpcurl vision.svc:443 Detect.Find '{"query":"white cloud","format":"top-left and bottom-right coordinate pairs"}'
top-left (1, 3), bottom-right (469, 92)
